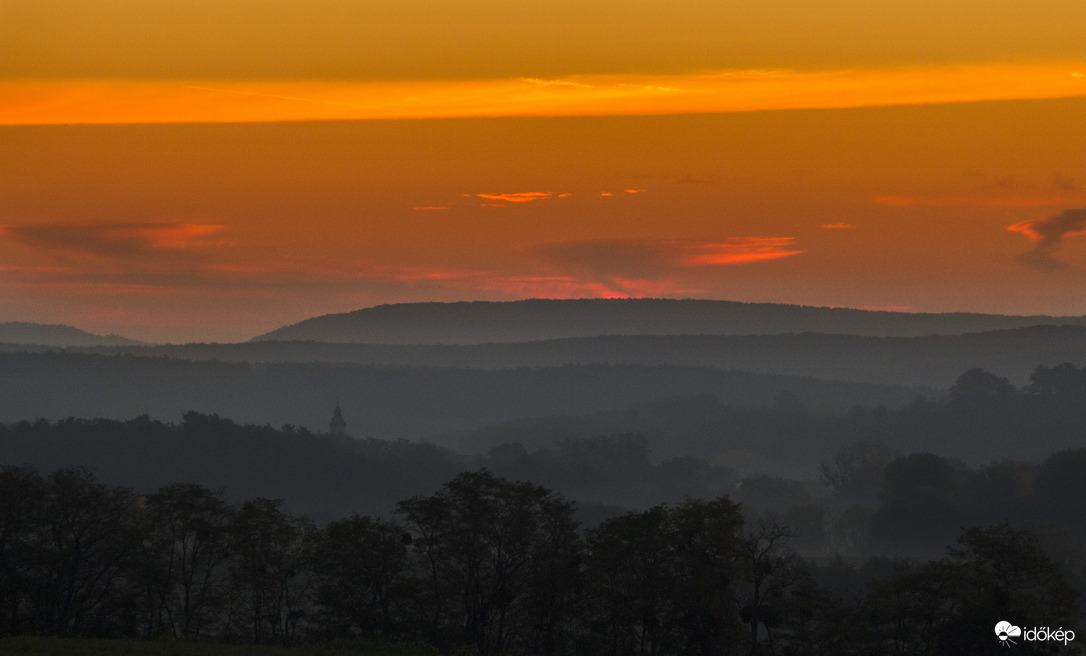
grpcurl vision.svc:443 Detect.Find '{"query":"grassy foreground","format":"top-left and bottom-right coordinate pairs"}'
top-left (0, 637), bottom-right (437, 656)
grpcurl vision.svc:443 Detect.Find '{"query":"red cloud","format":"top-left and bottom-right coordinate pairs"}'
top-left (681, 238), bottom-right (803, 266)
top-left (1007, 210), bottom-right (1086, 245)
top-left (527, 237), bottom-right (802, 295)
top-left (476, 192), bottom-right (554, 203)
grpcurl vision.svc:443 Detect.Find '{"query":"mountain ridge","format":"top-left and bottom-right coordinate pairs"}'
top-left (251, 298), bottom-right (1086, 344)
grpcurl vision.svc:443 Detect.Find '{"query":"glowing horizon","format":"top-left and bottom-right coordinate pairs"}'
top-left (4, 1), bottom-right (1086, 342)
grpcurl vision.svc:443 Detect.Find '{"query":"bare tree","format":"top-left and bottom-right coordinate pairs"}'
top-left (741, 518), bottom-right (801, 656)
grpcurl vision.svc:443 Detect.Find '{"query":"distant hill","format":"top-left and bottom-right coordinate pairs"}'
top-left (250, 298), bottom-right (1086, 344)
top-left (68, 324), bottom-right (1086, 387)
top-left (0, 322), bottom-right (142, 347)
top-left (441, 365), bottom-right (1086, 477)
top-left (437, 394), bottom-right (863, 478)
top-left (0, 414), bottom-right (733, 518)
top-left (0, 351), bottom-right (927, 443)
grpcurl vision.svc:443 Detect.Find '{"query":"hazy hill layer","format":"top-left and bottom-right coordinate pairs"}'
top-left (0, 322), bottom-right (142, 347)
top-left (0, 415), bottom-right (735, 519)
top-left (51, 324), bottom-right (1086, 387)
top-left (251, 298), bottom-right (1086, 343)
top-left (0, 351), bottom-right (926, 443)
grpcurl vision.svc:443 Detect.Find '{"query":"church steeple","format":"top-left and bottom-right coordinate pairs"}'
top-left (329, 399), bottom-right (346, 437)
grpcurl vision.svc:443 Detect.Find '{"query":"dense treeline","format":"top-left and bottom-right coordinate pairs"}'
top-left (0, 414), bottom-right (735, 520)
top-left (777, 444), bottom-right (1086, 564)
top-left (6, 415), bottom-right (1084, 562)
top-left (0, 412), bottom-right (463, 521)
top-left (0, 466), bottom-right (1079, 655)
top-left (451, 362), bottom-right (1086, 470)
top-left (9, 360), bottom-right (1086, 536)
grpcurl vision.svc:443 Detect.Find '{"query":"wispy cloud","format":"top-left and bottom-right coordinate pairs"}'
top-left (874, 194), bottom-right (1079, 208)
top-left (681, 239), bottom-right (804, 266)
top-left (0, 264), bottom-right (69, 273)
top-left (1053, 174), bottom-right (1079, 191)
top-left (519, 78), bottom-right (594, 89)
top-left (820, 223), bottom-right (855, 229)
top-left (0, 222), bottom-right (234, 299)
top-left (534, 238), bottom-right (802, 272)
top-left (226, 237), bottom-right (802, 301)
top-left (1, 222), bottom-right (229, 258)
top-left (0, 280), bottom-right (199, 297)
top-left (4, 61), bottom-right (1085, 125)
top-left (1007, 208), bottom-right (1086, 268)
top-left (528, 237), bottom-right (802, 294)
top-left (873, 192), bottom-right (1077, 207)
top-left (678, 174), bottom-right (712, 185)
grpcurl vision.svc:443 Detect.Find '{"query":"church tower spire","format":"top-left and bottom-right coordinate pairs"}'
top-left (329, 398), bottom-right (346, 437)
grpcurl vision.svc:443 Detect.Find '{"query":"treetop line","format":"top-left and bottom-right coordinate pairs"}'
top-left (0, 465), bottom-right (1077, 656)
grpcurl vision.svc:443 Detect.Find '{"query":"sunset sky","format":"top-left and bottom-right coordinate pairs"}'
top-left (3, 1), bottom-right (1086, 343)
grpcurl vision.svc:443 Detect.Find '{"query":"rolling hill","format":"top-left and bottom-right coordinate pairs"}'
top-left (250, 298), bottom-right (1086, 344)
top-left (44, 324), bottom-right (1086, 388)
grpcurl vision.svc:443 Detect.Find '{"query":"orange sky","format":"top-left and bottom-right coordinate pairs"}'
top-left (2, 1), bottom-right (1086, 342)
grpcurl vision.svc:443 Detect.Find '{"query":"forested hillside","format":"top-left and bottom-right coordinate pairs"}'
top-left (0, 351), bottom-right (924, 443)
top-left (6, 363), bottom-right (1086, 515)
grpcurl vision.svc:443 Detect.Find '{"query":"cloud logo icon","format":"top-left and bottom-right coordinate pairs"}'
top-left (995, 621), bottom-right (1022, 647)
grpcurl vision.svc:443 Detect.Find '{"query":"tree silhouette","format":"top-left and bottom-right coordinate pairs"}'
top-left (23, 468), bottom-right (141, 636)
top-left (740, 518), bottom-right (801, 655)
top-left (312, 514), bottom-right (411, 641)
top-left (143, 483), bottom-right (233, 640)
top-left (0, 466), bottom-right (46, 635)
top-left (396, 469), bottom-right (579, 656)
top-left (583, 497), bottom-right (745, 656)
top-left (227, 498), bottom-right (315, 645)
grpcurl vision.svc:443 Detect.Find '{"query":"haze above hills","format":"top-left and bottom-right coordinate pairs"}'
top-left (6, 298), bottom-right (1086, 515)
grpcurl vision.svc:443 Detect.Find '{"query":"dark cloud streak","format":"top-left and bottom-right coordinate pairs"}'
top-left (0, 222), bottom-right (228, 259)
top-left (1008, 208), bottom-right (1086, 269)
